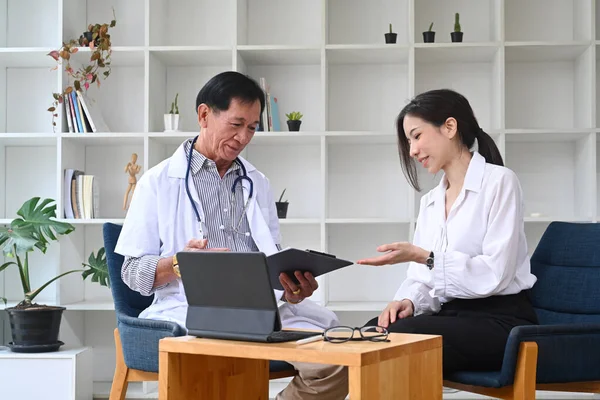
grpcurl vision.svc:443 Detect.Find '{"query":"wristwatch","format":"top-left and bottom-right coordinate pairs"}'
top-left (426, 251), bottom-right (434, 270)
top-left (172, 254), bottom-right (181, 278)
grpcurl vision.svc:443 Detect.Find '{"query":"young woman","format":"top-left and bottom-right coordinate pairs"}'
top-left (357, 89), bottom-right (538, 374)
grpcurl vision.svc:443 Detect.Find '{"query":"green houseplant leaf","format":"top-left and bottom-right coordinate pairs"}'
top-left (12, 197), bottom-right (75, 253)
top-left (0, 197), bottom-right (109, 306)
top-left (0, 223), bottom-right (39, 257)
top-left (81, 247), bottom-right (110, 288)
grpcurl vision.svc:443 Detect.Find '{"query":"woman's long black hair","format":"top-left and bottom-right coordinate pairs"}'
top-left (396, 89), bottom-right (503, 191)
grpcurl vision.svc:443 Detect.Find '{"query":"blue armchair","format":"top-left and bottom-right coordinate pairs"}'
top-left (103, 223), bottom-right (296, 400)
top-left (444, 221), bottom-right (600, 399)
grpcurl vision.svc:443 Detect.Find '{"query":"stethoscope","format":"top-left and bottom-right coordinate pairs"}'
top-left (185, 135), bottom-right (254, 239)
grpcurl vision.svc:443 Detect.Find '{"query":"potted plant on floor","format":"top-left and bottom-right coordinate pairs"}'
top-left (286, 111), bottom-right (303, 131)
top-left (275, 189), bottom-right (289, 219)
top-left (451, 13), bottom-right (463, 42)
top-left (385, 23), bottom-right (397, 44)
top-left (423, 22), bottom-right (435, 43)
top-left (164, 93), bottom-right (180, 132)
top-left (0, 197), bottom-right (110, 353)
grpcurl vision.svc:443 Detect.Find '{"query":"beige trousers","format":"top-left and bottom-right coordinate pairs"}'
top-left (275, 361), bottom-right (348, 400)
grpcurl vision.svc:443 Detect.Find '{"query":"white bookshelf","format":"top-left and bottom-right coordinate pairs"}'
top-left (1, 0), bottom-right (599, 397)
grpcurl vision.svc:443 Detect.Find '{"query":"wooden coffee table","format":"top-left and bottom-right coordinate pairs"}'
top-left (159, 332), bottom-right (442, 399)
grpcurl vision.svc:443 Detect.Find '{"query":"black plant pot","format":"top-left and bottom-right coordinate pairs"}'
top-left (287, 120), bottom-right (301, 132)
top-left (451, 32), bottom-right (463, 42)
top-left (384, 32), bottom-right (397, 44)
top-left (6, 305), bottom-right (66, 353)
top-left (80, 31), bottom-right (100, 47)
top-left (276, 202), bottom-right (289, 218)
top-left (423, 31), bottom-right (436, 43)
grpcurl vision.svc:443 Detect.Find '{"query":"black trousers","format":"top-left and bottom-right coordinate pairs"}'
top-left (364, 291), bottom-right (538, 375)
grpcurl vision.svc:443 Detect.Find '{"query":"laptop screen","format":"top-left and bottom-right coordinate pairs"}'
top-left (176, 251), bottom-right (278, 310)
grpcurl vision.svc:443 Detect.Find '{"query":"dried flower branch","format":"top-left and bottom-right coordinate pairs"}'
top-left (47, 8), bottom-right (116, 131)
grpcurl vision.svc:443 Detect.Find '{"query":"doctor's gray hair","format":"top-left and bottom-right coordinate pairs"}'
top-left (396, 89), bottom-right (503, 191)
top-left (195, 71), bottom-right (265, 116)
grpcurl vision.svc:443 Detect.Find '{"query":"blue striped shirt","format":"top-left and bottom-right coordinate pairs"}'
top-left (121, 140), bottom-right (259, 296)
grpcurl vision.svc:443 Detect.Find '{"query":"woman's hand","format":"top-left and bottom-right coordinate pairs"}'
top-left (357, 242), bottom-right (427, 266)
top-left (279, 271), bottom-right (318, 304)
top-left (377, 299), bottom-right (414, 329)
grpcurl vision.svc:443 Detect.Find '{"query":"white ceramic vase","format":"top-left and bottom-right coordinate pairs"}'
top-left (164, 113), bottom-right (180, 132)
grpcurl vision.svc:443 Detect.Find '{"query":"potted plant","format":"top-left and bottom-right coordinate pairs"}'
top-left (385, 23), bottom-right (397, 44)
top-left (164, 93), bottom-right (180, 132)
top-left (0, 197), bottom-right (110, 353)
top-left (47, 8), bottom-right (117, 132)
top-left (423, 22), bottom-right (435, 43)
top-left (451, 13), bottom-right (463, 42)
top-left (286, 111), bottom-right (303, 131)
top-left (275, 189), bottom-right (289, 219)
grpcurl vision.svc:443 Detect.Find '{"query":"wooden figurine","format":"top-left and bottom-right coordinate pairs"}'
top-left (123, 153), bottom-right (141, 211)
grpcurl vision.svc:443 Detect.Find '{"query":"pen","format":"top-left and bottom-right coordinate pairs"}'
top-left (296, 335), bottom-right (324, 345)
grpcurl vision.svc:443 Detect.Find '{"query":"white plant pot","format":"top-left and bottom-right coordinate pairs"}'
top-left (164, 114), bottom-right (180, 132)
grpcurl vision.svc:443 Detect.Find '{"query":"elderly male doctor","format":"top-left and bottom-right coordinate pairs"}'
top-left (115, 71), bottom-right (348, 400)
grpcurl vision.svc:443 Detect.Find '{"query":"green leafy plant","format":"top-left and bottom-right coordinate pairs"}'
top-left (47, 8), bottom-right (117, 131)
top-left (278, 189), bottom-right (288, 203)
top-left (454, 13), bottom-right (461, 32)
top-left (169, 93), bottom-right (179, 114)
top-left (389, 23), bottom-right (394, 33)
top-left (285, 111), bottom-right (303, 121)
top-left (428, 22), bottom-right (434, 32)
top-left (0, 197), bottom-right (109, 307)
top-left (82, 247), bottom-right (110, 288)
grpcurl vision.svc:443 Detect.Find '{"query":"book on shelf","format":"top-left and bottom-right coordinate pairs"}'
top-left (62, 91), bottom-right (111, 133)
top-left (256, 77), bottom-right (281, 132)
top-left (64, 169), bottom-right (99, 219)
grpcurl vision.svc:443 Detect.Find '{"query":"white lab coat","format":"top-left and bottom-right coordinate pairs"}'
top-left (115, 139), bottom-right (340, 331)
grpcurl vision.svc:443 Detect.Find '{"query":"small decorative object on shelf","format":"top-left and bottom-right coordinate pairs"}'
top-left (423, 22), bottom-right (435, 43)
top-left (286, 111), bottom-right (303, 131)
top-left (123, 153), bottom-right (142, 211)
top-left (276, 189), bottom-right (289, 219)
top-left (451, 12), bottom-right (463, 42)
top-left (0, 197), bottom-right (110, 353)
top-left (164, 92), bottom-right (181, 132)
top-left (47, 7), bottom-right (117, 131)
top-left (385, 23), bottom-right (397, 44)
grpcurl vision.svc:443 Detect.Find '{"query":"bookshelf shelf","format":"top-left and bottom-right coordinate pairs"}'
top-left (2, 1), bottom-right (599, 397)
top-left (238, 46), bottom-right (322, 65)
top-left (149, 47), bottom-right (233, 66)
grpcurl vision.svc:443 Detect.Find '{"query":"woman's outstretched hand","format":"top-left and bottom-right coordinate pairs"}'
top-left (357, 242), bottom-right (422, 266)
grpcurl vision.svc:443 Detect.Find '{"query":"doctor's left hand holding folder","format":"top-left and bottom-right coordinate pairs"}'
top-left (167, 237), bottom-right (320, 305)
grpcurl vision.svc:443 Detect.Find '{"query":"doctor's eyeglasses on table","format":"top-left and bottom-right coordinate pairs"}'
top-left (323, 326), bottom-right (390, 343)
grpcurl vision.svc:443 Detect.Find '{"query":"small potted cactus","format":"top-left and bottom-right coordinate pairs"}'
top-left (451, 13), bottom-right (463, 42)
top-left (423, 22), bottom-right (435, 43)
top-left (275, 189), bottom-right (289, 218)
top-left (286, 111), bottom-right (303, 131)
top-left (385, 23), bottom-right (397, 44)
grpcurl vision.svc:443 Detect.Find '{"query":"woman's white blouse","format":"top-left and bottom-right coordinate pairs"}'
top-left (394, 151), bottom-right (538, 315)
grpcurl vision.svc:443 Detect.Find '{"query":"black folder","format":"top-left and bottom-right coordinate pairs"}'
top-left (266, 248), bottom-right (353, 290)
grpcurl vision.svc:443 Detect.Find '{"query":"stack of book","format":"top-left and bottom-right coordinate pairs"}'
top-left (257, 77), bottom-right (281, 132)
top-left (63, 169), bottom-right (99, 219)
top-left (63, 90), bottom-right (110, 133)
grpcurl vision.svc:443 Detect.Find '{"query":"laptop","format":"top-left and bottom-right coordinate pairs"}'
top-left (177, 251), bottom-right (321, 343)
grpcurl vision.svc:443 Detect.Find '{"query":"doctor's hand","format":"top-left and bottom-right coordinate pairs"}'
top-left (279, 271), bottom-right (318, 304)
top-left (183, 239), bottom-right (229, 252)
top-left (356, 242), bottom-right (424, 266)
top-left (378, 299), bottom-right (414, 329)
